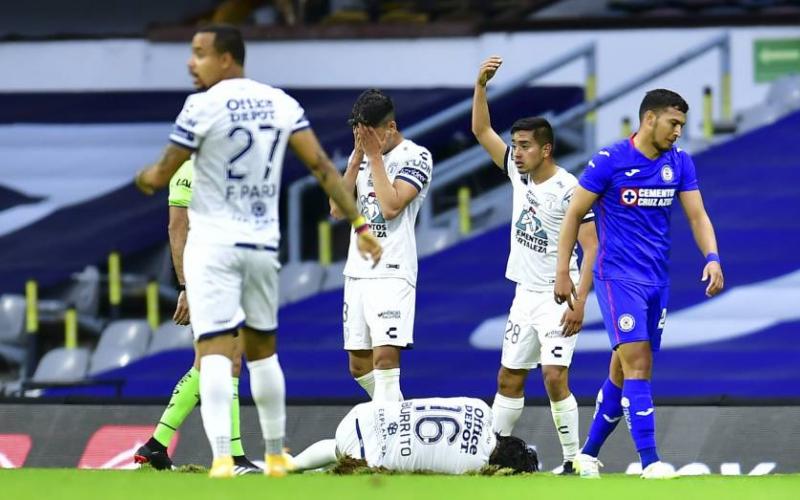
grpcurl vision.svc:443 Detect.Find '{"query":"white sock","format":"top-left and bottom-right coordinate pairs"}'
top-left (354, 371), bottom-right (375, 398)
top-left (291, 439), bottom-right (338, 471)
top-left (550, 393), bottom-right (580, 461)
top-left (199, 355), bottom-right (233, 459)
top-left (248, 354), bottom-right (286, 455)
top-left (492, 393), bottom-right (524, 436)
top-left (372, 368), bottom-right (401, 402)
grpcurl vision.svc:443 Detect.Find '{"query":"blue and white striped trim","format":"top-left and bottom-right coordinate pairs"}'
top-left (395, 175), bottom-right (423, 192)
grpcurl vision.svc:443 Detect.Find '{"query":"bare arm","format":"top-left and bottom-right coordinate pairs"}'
top-left (330, 131), bottom-right (364, 220)
top-left (471, 56), bottom-right (508, 170)
top-left (168, 206), bottom-right (190, 325)
top-left (575, 220), bottom-right (598, 302)
top-left (290, 128), bottom-right (362, 223)
top-left (168, 206), bottom-right (189, 285)
top-left (135, 144), bottom-right (193, 194)
top-left (359, 125), bottom-right (420, 220)
top-left (554, 186), bottom-right (598, 309)
top-left (679, 190), bottom-right (724, 297)
top-left (559, 219), bottom-right (597, 336)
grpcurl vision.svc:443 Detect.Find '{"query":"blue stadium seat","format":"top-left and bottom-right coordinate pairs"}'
top-left (0, 294), bottom-right (26, 365)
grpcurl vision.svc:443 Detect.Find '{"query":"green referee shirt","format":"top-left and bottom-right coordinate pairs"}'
top-left (168, 159), bottom-right (193, 207)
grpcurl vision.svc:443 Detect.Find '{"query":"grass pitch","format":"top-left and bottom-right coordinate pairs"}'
top-left (3, 468), bottom-right (799, 500)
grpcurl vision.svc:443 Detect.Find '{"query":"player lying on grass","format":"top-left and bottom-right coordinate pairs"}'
top-left (288, 397), bottom-right (539, 474)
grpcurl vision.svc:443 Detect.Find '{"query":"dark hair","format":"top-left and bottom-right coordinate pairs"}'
top-left (349, 89), bottom-right (395, 127)
top-left (489, 435), bottom-right (539, 473)
top-left (510, 116), bottom-right (555, 150)
top-left (197, 24), bottom-right (246, 66)
top-left (638, 89), bottom-right (689, 120)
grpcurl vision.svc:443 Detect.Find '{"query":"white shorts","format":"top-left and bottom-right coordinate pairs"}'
top-left (500, 285), bottom-right (578, 370)
top-left (343, 277), bottom-right (415, 350)
top-left (184, 240), bottom-right (280, 340)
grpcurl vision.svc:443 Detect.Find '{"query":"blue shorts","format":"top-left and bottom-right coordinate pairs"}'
top-left (594, 279), bottom-right (669, 352)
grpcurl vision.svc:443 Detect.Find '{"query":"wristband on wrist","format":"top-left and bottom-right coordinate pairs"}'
top-left (706, 252), bottom-right (720, 264)
top-left (176, 283), bottom-right (186, 292)
top-left (353, 215), bottom-right (369, 234)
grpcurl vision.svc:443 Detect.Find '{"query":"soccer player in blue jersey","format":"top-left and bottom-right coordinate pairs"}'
top-left (554, 89), bottom-right (724, 479)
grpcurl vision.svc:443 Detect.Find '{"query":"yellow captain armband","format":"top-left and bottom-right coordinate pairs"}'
top-left (353, 215), bottom-right (369, 234)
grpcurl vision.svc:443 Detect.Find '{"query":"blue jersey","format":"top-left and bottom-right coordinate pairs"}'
top-left (579, 137), bottom-right (699, 285)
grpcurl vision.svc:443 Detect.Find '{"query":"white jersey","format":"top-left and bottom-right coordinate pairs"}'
top-left (169, 78), bottom-right (310, 247)
top-left (337, 397), bottom-right (495, 474)
top-left (343, 139), bottom-right (432, 286)
top-left (504, 147), bottom-right (593, 292)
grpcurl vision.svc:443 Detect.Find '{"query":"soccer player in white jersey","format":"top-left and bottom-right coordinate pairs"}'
top-left (289, 397), bottom-right (539, 474)
top-left (134, 25), bottom-right (382, 478)
top-left (471, 56), bottom-right (598, 475)
top-left (330, 90), bottom-right (433, 402)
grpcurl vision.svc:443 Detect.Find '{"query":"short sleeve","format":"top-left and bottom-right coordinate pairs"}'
top-left (562, 185), bottom-right (595, 223)
top-left (284, 93), bottom-right (310, 133)
top-left (678, 150), bottom-right (699, 192)
top-left (503, 146), bottom-right (512, 179)
top-left (169, 93), bottom-right (218, 151)
top-left (579, 151), bottom-right (614, 195)
top-left (395, 148), bottom-right (433, 192)
top-left (168, 160), bottom-right (193, 207)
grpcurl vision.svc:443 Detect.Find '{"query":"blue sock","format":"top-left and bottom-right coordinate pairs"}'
top-left (622, 379), bottom-right (659, 468)
top-left (581, 378), bottom-right (623, 457)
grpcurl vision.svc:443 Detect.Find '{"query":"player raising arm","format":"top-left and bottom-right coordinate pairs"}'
top-left (472, 56), bottom-right (598, 475)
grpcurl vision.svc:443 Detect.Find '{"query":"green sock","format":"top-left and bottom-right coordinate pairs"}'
top-left (153, 367), bottom-right (200, 447)
top-left (231, 377), bottom-right (245, 457)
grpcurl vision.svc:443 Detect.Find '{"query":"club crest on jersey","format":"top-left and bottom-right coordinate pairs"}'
top-left (660, 164), bottom-right (674, 182)
top-left (621, 188), bottom-right (639, 206)
top-left (543, 193), bottom-right (558, 210)
top-left (618, 314), bottom-right (636, 332)
top-left (514, 206), bottom-right (548, 253)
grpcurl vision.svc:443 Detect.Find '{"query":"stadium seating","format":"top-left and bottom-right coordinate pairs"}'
top-left (279, 261), bottom-right (326, 305)
top-left (0, 294), bottom-right (26, 365)
top-left (319, 261), bottom-right (347, 292)
top-left (88, 320), bottom-right (151, 375)
top-left (417, 226), bottom-right (461, 258)
top-left (31, 347), bottom-right (90, 383)
top-left (147, 321), bottom-right (193, 355)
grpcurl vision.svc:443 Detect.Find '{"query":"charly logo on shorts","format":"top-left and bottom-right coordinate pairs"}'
top-left (660, 164), bottom-right (674, 182)
top-left (618, 314), bottom-right (636, 332)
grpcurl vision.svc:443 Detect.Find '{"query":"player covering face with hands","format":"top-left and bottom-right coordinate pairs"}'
top-left (330, 89), bottom-right (433, 403)
top-left (472, 56), bottom-right (598, 475)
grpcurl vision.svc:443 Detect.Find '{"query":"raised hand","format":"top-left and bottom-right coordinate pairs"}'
top-left (477, 56), bottom-right (503, 87)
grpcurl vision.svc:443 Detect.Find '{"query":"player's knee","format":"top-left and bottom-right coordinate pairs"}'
top-left (348, 354), bottom-right (372, 378)
top-left (372, 347), bottom-right (400, 371)
top-left (497, 367), bottom-right (526, 397)
top-left (231, 356), bottom-right (242, 376)
top-left (541, 366), bottom-right (569, 401)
